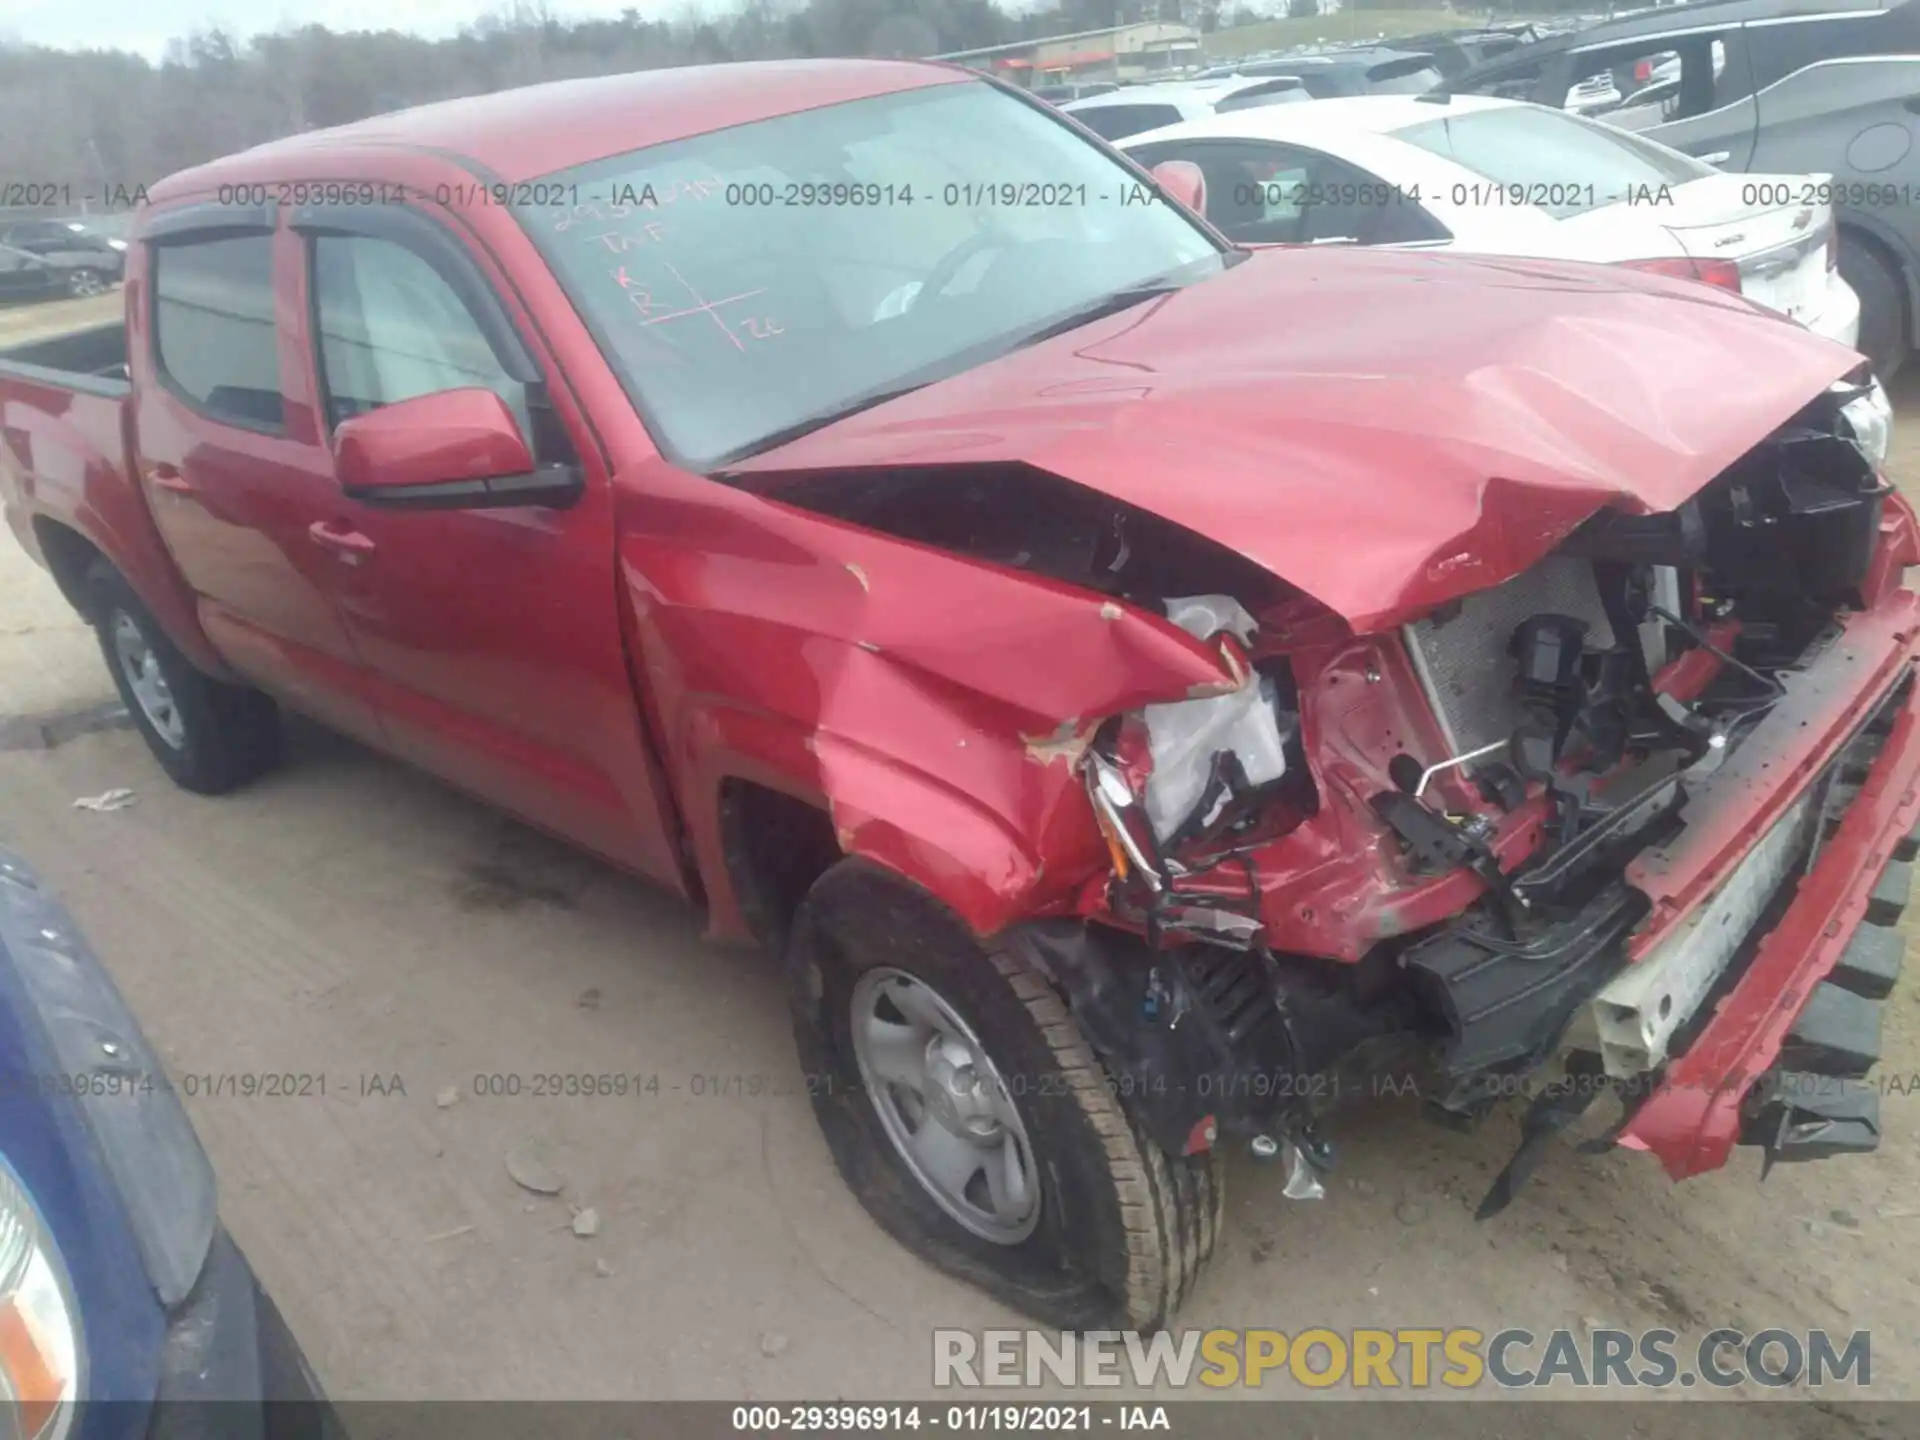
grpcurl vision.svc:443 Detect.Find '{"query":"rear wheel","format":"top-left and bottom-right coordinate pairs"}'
top-left (87, 560), bottom-right (281, 794)
top-left (788, 860), bottom-right (1223, 1331)
top-left (1839, 239), bottom-right (1907, 382)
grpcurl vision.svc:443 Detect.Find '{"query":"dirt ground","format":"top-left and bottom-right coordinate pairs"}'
top-left (3, 295), bottom-right (1919, 1421)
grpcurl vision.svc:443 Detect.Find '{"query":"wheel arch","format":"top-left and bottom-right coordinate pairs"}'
top-left (1836, 213), bottom-right (1919, 347)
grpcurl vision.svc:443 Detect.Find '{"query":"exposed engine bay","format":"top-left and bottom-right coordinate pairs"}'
top-left (998, 374), bottom-right (1906, 1204)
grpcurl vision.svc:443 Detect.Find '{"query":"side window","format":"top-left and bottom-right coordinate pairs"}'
top-left (1128, 140), bottom-right (1308, 243)
top-left (1131, 141), bottom-right (1447, 246)
top-left (309, 234), bottom-right (524, 436)
top-left (1565, 34), bottom-right (1730, 131)
top-left (152, 233), bottom-right (285, 431)
top-left (1070, 105), bottom-right (1184, 141)
top-left (1458, 57), bottom-right (1547, 102)
top-left (1298, 153), bottom-right (1450, 245)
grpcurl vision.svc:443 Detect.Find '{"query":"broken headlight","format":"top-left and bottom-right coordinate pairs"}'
top-left (1838, 375), bottom-right (1892, 470)
top-left (1084, 595), bottom-right (1305, 927)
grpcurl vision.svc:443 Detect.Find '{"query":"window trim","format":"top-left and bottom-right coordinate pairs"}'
top-left (147, 223), bottom-right (290, 438)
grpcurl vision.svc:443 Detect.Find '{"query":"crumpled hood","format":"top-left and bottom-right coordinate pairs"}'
top-left (730, 246), bottom-right (1863, 631)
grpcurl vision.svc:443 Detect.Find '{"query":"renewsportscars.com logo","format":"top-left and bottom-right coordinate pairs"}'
top-left (933, 1327), bottom-right (1872, 1391)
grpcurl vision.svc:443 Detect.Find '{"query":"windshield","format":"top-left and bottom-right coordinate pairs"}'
top-left (1392, 105), bottom-right (1713, 218)
top-left (518, 81), bottom-right (1223, 468)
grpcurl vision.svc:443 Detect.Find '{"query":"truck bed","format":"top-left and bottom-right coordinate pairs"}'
top-left (0, 316), bottom-right (214, 670)
top-left (0, 319), bottom-right (135, 570)
top-left (0, 320), bottom-right (130, 389)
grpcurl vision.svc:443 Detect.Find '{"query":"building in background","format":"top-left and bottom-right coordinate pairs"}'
top-left (933, 23), bottom-right (1204, 92)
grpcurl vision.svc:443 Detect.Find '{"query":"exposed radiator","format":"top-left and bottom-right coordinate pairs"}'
top-left (1401, 555), bottom-right (1617, 764)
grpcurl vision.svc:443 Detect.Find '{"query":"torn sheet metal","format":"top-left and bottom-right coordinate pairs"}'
top-left (617, 483), bottom-right (1242, 937)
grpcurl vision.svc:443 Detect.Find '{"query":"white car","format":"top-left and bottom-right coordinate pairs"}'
top-left (1060, 77), bottom-right (1311, 142)
top-left (1121, 93), bottom-right (1860, 350)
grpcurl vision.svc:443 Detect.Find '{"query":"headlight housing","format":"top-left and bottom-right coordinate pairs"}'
top-left (1838, 375), bottom-right (1893, 470)
top-left (0, 1164), bottom-right (79, 1440)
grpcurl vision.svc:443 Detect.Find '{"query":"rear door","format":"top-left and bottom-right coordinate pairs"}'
top-left (134, 208), bottom-right (385, 744)
top-left (289, 202), bottom-right (688, 888)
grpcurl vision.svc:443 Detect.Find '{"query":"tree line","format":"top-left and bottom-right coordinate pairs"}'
top-left (0, 0), bottom-right (1561, 199)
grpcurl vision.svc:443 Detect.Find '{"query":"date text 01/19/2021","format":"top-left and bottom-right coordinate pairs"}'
top-left (731, 1406), bottom-right (1170, 1432)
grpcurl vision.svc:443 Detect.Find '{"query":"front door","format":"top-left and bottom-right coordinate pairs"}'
top-left (290, 203), bottom-right (688, 888)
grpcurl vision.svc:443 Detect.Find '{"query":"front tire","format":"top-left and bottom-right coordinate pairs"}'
top-left (1839, 239), bottom-right (1908, 382)
top-left (87, 560), bottom-right (281, 794)
top-left (65, 268), bottom-right (107, 298)
top-left (788, 860), bottom-right (1223, 1331)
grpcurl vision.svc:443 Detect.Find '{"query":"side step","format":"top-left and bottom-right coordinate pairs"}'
top-left (1894, 817), bottom-right (1920, 863)
top-left (1738, 844), bottom-right (1905, 1170)
top-left (1831, 923), bottom-right (1903, 1000)
top-left (1741, 1071), bottom-right (1881, 1171)
top-left (1780, 983), bottom-right (1882, 1078)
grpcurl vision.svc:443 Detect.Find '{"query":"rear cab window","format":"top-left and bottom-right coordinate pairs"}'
top-left (1214, 80), bottom-right (1310, 114)
top-left (1365, 58), bottom-right (1445, 94)
top-left (1071, 104), bottom-right (1185, 141)
top-left (1393, 104), bottom-right (1713, 218)
top-left (152, 233), bottom-right (285, 431)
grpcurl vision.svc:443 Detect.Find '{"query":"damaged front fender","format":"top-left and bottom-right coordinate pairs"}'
top-left (614, 472), bottom-right (1241, 936)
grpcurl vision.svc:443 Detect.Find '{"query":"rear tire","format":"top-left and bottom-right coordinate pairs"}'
top-left (788, 859), bottom-right (1223, 1331)
top-left (1839, 239), bottom-right (1907, 382)
top-left (87, 560), bottom-right (281, 794)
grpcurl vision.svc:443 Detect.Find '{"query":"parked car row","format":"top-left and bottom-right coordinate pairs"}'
top-left (1102, 94), bottom-right (1859, 353)
top-left (3, 55), bottom-right (1909, 1336)
top-left (0, 241), bottom-right (124, 304)
top-left (1057, 0), bottom-right (1920, 377)
top-left (1439, 0), bottom-right (1920, 379)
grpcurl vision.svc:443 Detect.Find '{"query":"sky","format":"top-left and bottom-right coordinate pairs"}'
top-left (2, 0), bottom-right (703, 62)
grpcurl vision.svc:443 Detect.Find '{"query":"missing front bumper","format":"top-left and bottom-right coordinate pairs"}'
top-left (1620, 664), bottom-right (1920, 1180)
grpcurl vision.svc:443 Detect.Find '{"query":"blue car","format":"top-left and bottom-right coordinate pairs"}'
top-left (0, 845), bottom-right (332, 1440)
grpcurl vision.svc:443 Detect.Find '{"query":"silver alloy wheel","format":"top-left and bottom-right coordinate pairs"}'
top-left (112, 611), bottom-right (186, 750)
top-left (849, 967), bottom-right (1042, 1244)
top-left (67, 269), bottom-right (105, 298)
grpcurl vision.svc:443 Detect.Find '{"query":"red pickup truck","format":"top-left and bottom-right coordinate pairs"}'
top-left (4, 59), bottom-right (1917, 1332)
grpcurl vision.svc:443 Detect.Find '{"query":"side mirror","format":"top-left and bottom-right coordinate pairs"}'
top-left (1151, 160), bottom-right (1208, 216)
top-left (334, 387), bottom-right (582, 510)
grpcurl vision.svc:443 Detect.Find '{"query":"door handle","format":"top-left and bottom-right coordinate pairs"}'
top-left (306, 519), bottom-right (376, 563)
top-left (1696, 151), bottom-right (1732, 166)
top-left (146, 463), bottom-right (193, 495)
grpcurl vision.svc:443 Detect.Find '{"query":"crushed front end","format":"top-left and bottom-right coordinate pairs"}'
top-left (1019, 373), bottom-right (1920, 1209)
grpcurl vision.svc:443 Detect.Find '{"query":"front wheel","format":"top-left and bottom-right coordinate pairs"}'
top-left (65, 268), bottom-right (107, 298)
top-left (788, 860), bottom-right (1223, 1331)
top-left (87, 560), bottom-right (281, 794)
